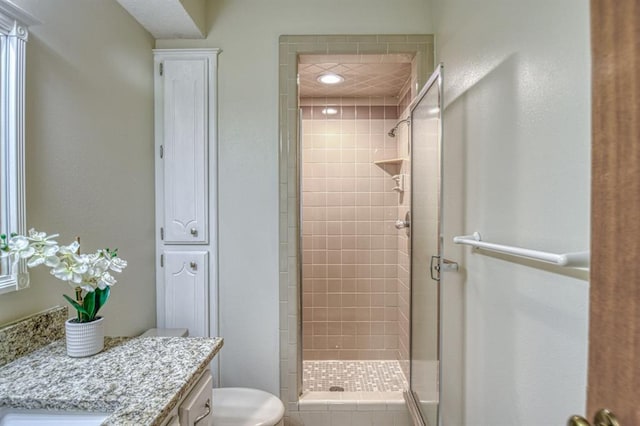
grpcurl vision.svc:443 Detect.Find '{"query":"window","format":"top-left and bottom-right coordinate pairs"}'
top-left (0, 1), bottom-right (38, 294)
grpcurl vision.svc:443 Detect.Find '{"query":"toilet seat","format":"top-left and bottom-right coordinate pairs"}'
top-left (211, 387), bottom-right (285, 426)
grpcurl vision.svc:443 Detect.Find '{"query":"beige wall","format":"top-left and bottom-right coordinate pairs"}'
top-left (0, 0), bottom-right (156, 337)
top-left (157, 0), bottom-right (433, 394)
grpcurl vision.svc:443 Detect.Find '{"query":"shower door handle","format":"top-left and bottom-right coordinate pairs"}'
top-left (430, 256), bottom-right (459, 281)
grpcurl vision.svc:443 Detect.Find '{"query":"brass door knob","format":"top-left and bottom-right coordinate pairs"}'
top-left (568, 409), bottom-right (620, 426)
top-left (568, 416), bottom-right (591, 426)
top-left (595, 409), bottom-right (620, 426)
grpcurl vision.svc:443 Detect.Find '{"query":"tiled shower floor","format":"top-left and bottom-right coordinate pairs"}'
top-left (303, 360), bottom-right (408, 392)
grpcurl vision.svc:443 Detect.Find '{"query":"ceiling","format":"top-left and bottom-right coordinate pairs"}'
top-left (116, 0), bottom-right (205, 39)
top-left (298, 54), bottom-right (413, 98)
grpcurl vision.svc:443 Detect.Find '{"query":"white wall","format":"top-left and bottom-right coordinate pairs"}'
top-left (0, 0), bottom-right (156, 337)
top-left (434, 1), bottom-right (591, 425)
top-left (157, 0), bottom-right (433, 394)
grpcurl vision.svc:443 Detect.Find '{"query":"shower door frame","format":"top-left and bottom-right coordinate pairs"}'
top-left (406, 63), bottom-right (444, 426)
top-left (277, 34), bottom-right (435, 413)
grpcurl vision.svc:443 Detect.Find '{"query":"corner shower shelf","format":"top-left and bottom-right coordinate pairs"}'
top-left (373, 158), bottom-right (407, 166)
top-left (373, 158), bottom-right (408, 177)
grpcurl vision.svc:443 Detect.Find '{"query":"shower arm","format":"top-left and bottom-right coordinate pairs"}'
top-left (388, 118), bottom-right (411, 137)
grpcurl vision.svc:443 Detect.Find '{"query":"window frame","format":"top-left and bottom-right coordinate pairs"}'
top-left (0, 1), bottom-right (38, 295)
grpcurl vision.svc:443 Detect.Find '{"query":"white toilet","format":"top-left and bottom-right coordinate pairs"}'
top-left (211, 387), bottom-right (284, 426)
top-left (141, 329), bottom-right (285, 426)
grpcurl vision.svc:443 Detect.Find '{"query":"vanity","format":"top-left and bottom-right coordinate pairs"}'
top-left (0, 308), bottom-right (223, 426)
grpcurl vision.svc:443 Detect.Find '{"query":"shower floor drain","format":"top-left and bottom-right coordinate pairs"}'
top-left (329, 386), bottom-right (344, 392)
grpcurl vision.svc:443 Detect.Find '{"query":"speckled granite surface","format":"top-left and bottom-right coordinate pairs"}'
top-left (0, 336), bottom-right (223, 425)
top-left (0, 306), bottom-right (67, 367)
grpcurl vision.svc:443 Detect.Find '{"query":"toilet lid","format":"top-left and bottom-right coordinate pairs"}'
top-left (211, 387), bottom-right (285, 426)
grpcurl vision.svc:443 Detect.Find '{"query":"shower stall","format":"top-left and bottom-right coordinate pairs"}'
top-left (298, 51), bottom-right (443, 424)
top-left (277, 34), bottom-right (440, 426)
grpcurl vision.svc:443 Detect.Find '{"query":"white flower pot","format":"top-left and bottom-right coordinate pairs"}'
top-left (65, 317), bottom-right (105, 357)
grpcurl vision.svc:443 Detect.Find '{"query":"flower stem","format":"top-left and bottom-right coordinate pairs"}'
top-left (74, 287), bottom-right (83, 322)
top-left (74, 236), bottom-right (82, 321)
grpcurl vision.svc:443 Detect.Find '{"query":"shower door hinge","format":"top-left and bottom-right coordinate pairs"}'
top-left (430, 255), bottom-right (440, 281)
top-left (159, 145), bottom-right (164, 158)
top-left (160, 227), bottom-right (164, 240)
top-left (160, 254), bottom-right (164, 267)
top-left (159, 62), bottom-right (163, 76)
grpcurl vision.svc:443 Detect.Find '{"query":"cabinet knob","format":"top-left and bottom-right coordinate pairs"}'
top-left (190, 261), bottom-right (197, 270)
top-left (190, 228), bottom-right (198, 236)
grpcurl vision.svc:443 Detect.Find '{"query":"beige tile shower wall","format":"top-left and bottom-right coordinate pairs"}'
top-left (301, 100), bottom-right (400, 360)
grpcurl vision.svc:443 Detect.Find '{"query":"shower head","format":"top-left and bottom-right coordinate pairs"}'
top-left (387, 118), bottom-right (410, 138)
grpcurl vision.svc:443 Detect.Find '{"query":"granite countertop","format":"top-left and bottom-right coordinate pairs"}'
top-left (0, 336), bottom-right (223, 425)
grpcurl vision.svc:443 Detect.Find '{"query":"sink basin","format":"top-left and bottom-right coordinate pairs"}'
top-left (0, 408), bottom-right (110, 425)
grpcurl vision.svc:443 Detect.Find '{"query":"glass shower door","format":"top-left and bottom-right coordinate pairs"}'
top-left (409, 65), bottom-right (443, 426)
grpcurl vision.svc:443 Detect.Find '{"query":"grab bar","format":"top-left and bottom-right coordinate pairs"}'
top-left (453, 232), bottom-right (589, 267)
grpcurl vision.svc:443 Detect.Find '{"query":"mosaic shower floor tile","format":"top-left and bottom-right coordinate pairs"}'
top-left (303, 360), bottom-right (408, 392)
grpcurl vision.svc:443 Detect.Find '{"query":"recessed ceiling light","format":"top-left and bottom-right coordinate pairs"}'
top-left (317, 73), bottom-right (344, 85)
top-left (322, 107), bottom-right (338, 115)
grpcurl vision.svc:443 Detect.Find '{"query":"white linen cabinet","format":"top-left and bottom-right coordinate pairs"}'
top-left (154, 49), bottom-right (219, 340)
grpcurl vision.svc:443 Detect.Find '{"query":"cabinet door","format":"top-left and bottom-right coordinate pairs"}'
top-left (164, 251), bottom-right (209, 337)
top-left (162, 58), bottom-right (208, 244)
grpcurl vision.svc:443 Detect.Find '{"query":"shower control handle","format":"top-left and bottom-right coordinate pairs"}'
top-left (395, 219), bottom-right (409, 229)
top-left (395, 211), bottom-right (411, 229)
top-left (395, 211), bottom-right (411, 237)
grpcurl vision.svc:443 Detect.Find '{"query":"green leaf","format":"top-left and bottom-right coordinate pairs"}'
top-left (83, 291), bottom-right (97, 321)
top-left (94, 287), bottom-right (110, 317)
top-left (63, 294), bottom-right (90, 318)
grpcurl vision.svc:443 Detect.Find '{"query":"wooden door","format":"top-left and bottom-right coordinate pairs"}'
top-left (589, 1), bottom-right (640, 423)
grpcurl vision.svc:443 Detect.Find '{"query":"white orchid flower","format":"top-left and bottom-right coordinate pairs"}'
top-left (94, 257), bottom-right (110, 273)
top-left (58, 241), bottom-right (80, 257)
top-left (109, 257), bottom-right (127, 273)
top-left (27, 229), bottom-right (59, 246)
top-left (51, 260), bottom-right (88, 283)
top-left (8, 236), bottom-right (35, 259)
top-left (26, 243), bottom-right (60, 268)
top-left (98, 272), bottom-right (117, 289)
top-left (51, 264), bottom-right (73, 282)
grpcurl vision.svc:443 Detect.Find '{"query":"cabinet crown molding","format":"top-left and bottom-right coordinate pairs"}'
top-left (0, 0), bottom-right (39, 40)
